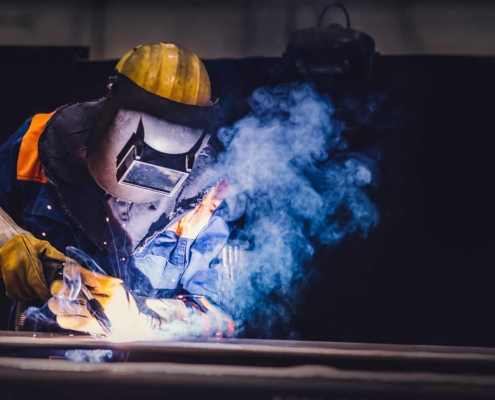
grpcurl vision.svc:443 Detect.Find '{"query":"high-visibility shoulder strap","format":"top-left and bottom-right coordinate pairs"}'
top-left (17, 111), bottom-right (56, 183)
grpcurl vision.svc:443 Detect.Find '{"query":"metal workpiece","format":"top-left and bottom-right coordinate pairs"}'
top-left (3, 332), bottom-right (495, 369)
top-left (1, 357), bottom-right (495, 399)
top-left (1, 333), bottom-right (495, 398)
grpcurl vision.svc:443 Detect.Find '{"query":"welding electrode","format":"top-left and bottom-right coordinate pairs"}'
top-left (78, 284), bottom-right (113, 337)
top-left (54, 266), bottom-right (113, 337)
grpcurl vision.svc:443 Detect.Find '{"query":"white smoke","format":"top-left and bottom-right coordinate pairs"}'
top-left (215, 83), bottom-right (379, 334)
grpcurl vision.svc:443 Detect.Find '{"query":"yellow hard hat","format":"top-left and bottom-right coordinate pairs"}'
top-left (115, 43), bottom-right (211, 106)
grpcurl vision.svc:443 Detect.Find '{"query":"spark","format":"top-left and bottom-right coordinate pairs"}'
top-left (47, 205), bottom-right (52, 210)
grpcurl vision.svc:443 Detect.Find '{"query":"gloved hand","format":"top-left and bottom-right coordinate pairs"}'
top-left (0, 234), bottom-right (66, 302)
top-left (47, 264), bottom-right (141, 336)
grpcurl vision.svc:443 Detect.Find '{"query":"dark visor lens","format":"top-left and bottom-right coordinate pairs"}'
top-left (122, 161), bottom-right (187, 195)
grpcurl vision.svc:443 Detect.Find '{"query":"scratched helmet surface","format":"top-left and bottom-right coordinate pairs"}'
top-left (87, 43), bottom-right (218, 204)
top-left (115, 43), bottom-right (211, 106)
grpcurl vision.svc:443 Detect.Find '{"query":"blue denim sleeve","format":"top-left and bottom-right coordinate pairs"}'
top-left (0, 118), bottom-right (32, 220)
top-left (131, 212), bottom-right (234, 336)
top-left (133, 213), bottom-right (230, 304)
top-left (180, 214), bottom-right (230, 305)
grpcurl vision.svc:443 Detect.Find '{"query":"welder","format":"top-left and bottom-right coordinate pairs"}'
top-left (0, 43), bottom-right (234, 338)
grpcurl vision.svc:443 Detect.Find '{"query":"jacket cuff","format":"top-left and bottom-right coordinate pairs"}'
top-left (181, 295), bottom-right (235, 338)
top-left (0, 207), bottom-right (32, 247)
top-left (138, 296), bottom-right (235, 338)
top-left (137, 312), bottom-right (165, 331)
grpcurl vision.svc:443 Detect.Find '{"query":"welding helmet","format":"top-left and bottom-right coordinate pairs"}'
top-left (87, 43), bottom-right (219, 203)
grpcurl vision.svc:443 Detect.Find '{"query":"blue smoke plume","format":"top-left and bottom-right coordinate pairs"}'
top-left (216, 83), bottom-right (379, 334)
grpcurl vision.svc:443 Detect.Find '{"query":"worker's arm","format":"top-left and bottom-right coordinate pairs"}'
top-left (144, 295), bottom-right (235, 339)
top-left (143, 181), bottom-right (235, 338)
top-left (135, 180), bottom-right (235, 338)
top-left (0, 115), bottom-right (66, 303)
top-left (48, 191), bottom-right (235, 338)
top-left (175, 215), bottom-right (235, 337)
top-left (47, 259), bottom-right (235, 339)
top-left (0, 117), bottom-right (32, 219)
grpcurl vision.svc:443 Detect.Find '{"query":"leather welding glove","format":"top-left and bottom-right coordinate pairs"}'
top-left (0, 207), bottom-right (65, 302)
top-left (47, 265), bottom-right (141, 337)
top-left (0, 233), bottom-right (66, 302)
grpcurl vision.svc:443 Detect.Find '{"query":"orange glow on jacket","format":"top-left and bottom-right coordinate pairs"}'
top-left (169, 179), bottom-right (230, 239)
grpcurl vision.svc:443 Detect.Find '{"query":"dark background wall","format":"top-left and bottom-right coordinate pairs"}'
top-left (2, 0), bottom-right (495, 59)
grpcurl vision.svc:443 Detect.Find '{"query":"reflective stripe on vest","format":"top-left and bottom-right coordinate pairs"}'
top-left (17, 111), bottom-right (56, 183)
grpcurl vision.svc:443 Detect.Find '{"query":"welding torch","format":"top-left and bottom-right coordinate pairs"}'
top-left (53, 265), bottom-right (113, 337)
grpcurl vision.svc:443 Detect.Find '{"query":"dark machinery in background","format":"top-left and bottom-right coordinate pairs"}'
top-left (1, 3), bottom-right (495, 398)
top-left (284, 3), bottom-right (376, 95)
top-left (282, 3), bottom-right (384, 134)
